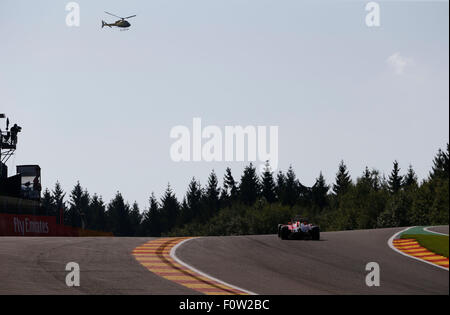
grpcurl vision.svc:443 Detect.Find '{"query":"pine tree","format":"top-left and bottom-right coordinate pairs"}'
top-left (181, 178), bottom-right (202, 224)
top-left (363, 167), bottom-right (371, 182)
top-left (41, 188), bottom-right (54, 216)
top-left (403, 164), bottom-right (418, 188)
top-left (261, 161), bottom-right (277, 203)
top-left (333, 160), bottom-right (352, 196)
top-left (298, 181), bottom-right (312, 205)
top-left (446, 143), bottom-right (450, 177)
top-left (129, 202), bottom-right (142, 236)
top-left (67, 182), bottom-right (90, 228)
top-left (358, 167), bottom-right (372, 187)
top-left (52, 182), bottom-right (66, 223)
top-left (388, 161), bottom-right (403, 194)
top-left (160, 184), bottom-right (180, 233)
top-left (107, 192), bottom-right (131, 236)
top-left (357, 167), bottom-right (382, 196)
top-left (239, 163), bottom-right (260, 205)
top-left (312, 172), bottom-right (329, 210)
top-left (141, 193), bottom-right (161, 236)
top-left (205, 170), bottom-right (220, 217)
top-left (429, 144), bottom-right (449, 180)
top-left (88, 194), bottom-right (107, 231)
top-left (275, 171), bottom-right (286, 203)
top-left (179, 197), bottom-right (189, 226)
top-left (371, 169), bottom-right (382, 191)
top-left (223, 168), bottom-right (238, 200)
top-left (283, 166), bottom-right (299, 207)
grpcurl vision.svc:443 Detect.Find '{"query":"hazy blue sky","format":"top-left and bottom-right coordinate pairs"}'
top-left (1, 0), bottom-right (448, 209)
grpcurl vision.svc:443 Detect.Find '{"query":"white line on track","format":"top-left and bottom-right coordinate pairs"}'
top-left (423, 226), bottom-right (449, 236)
top-left (388, 226), bottom-right (448, 272)
top-left (170, 238), bottom-right (258, 295)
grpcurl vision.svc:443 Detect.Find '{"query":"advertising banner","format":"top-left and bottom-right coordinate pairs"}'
top-left (0, 213), bottom-right (57, 236)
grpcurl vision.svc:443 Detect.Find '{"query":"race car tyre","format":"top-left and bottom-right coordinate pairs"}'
top-left (311, 227), bottom-right (320, 241)
top-left (277, 224), bottom-right (282, 238)
top-left (280, 226), bottom-right (290, 240)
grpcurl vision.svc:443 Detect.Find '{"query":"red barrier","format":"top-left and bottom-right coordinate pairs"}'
top-left (55, 224), bottom-right (79, 237)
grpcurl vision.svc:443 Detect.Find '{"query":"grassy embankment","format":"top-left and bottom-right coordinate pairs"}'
top-left (401, 234), bottom-right (449, 258)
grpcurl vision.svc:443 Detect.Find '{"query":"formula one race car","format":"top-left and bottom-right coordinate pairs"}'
top-left (278, 216), bottom-right (320, 240)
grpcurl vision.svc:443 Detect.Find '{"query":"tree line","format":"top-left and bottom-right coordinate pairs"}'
top-left (41, 145), bottom-right (449, 236)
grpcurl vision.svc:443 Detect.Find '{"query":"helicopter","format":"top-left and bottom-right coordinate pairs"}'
top-left (102, 12), bottom-right (136, 29)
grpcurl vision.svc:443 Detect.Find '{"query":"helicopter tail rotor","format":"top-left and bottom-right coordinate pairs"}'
top-left (101, 20), bottom-right (112, 28)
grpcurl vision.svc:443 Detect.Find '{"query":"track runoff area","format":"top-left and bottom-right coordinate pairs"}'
top-left (389, 226), bottom-right (449, 270)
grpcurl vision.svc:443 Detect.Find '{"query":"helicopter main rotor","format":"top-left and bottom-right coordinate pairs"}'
top-left (105, 11), bottom-right (136, 20)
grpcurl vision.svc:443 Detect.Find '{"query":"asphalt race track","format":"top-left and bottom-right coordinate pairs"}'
top-left (427, 226), bottom-right (449, 235)
top-left (177, 227), bottom-right (449, 295)
top-left (0, 237), bottom-right (197, 295)
top-left (0, 227), bottom-right (448, 295)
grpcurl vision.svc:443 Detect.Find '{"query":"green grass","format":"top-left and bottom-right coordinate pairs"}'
top-left (401, 234), bottom-right (449, 258)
